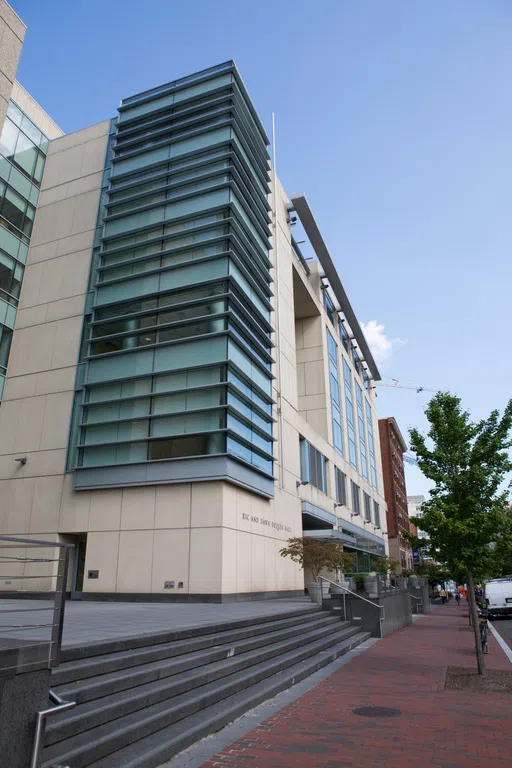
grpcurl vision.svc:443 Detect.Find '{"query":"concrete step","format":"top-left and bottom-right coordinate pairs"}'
top-left (52, 613), bottom-right (341, 705)
top-left (59, 605), bottom-right (321, 664)
top-left (42, 623), bottom-right (365, 768)
top-left (52, 607), bottom-right (326, 687)
top-left (46, 618), bottom-right (351, 746)
top-left (85, 631), bottom-right (371, 768)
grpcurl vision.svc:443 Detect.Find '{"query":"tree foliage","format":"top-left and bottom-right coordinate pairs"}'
top-left (409, 393), bottom-right (512, 582)
top-left (409, 392), bottom-right (512, 674)
top-left (279, 537), bottom-right (356, 582)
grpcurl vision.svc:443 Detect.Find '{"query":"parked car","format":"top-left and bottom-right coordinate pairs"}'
top-left (485, 578), bottom-right (512, 618)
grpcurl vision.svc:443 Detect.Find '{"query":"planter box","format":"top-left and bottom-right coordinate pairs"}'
top-left (308, 583), bottom-right (330, 604)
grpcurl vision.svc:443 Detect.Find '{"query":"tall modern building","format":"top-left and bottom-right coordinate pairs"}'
top-left (378, 416), bottom-right (412, 572)
top-left (0, 0), bottom-right (63, 399)
top-left (407, 494), bottom-right (427, 540)
top-left (0, 11), bottom-right (389, 600)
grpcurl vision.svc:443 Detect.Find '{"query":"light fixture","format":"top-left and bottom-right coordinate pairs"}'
top-left (296, 480), bottom-right (309, 488)
top-left (14, 457), bottom-right (27, 465)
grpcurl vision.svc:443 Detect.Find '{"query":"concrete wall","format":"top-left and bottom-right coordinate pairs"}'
top-left (0, 0), bottom-right (25, 131)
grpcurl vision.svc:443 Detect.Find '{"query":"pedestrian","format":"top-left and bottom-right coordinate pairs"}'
top-left (455, 591), bottom-right (461, 605)
top-left (439, 587), bottom-right (447, 605)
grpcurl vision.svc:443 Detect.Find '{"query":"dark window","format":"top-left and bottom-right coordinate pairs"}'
top-left (374, 502), bottom-right (380, 528)
top-left (335, 467), bottom-right (347, 506)
top-left (364, 492), bottom-right (372, 521)
top-left (351, 480), bottom-right (360, 515)
top-left (300, 438), bottom-right (327, 493)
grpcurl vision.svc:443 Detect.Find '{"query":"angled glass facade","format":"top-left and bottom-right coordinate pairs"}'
top-left (0, 100), bottom-right (50, 398)
top-left (68, 63), bottom-right (275, 493)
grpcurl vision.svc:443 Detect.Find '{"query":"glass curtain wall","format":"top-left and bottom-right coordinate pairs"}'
top-left (365, 399), bottom-right (378, 490)
top-left (327, 330), bottom-right (343, 454)
top-left (0, 101), bottom-right (50, 398)
top-left (355, 381), bottom-right (368, 481)
top-left (68, 63), bottom-right (274, 480)
top-left (343, 359), bottom-right (357, 470)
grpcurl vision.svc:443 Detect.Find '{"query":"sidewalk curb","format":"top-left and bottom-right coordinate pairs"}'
top-left (488, 620), bottom-right (512, 665)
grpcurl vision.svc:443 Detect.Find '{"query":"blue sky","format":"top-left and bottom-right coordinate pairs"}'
top-left (13, 0), bottom-right (512, 496)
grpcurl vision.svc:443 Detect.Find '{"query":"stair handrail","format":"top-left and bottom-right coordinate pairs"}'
top-left (319, 575), bottom-right (385, 636)
top-left (30, 689), bottom-right (76, 768)
top-left (410, 593), bottom-right (423, 614)
top-left (319, 575), bottom-right (383, 610)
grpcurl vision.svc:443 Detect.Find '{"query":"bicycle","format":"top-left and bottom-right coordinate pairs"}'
top-left (479, 614), bottom-right (489, 654)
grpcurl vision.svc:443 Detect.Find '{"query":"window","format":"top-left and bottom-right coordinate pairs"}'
top-left (374, 501), bottom-right (381, 528)
top-left (352, 346), bottom-right (360, 375)
top-left (343, 360), bottom-right (357, 469)
top-left (335, 467), bottom-right (347, 506)
top-left (300, 438), bottom-right (327, 493)
top-left (355, 382), bottom-right (368, 481)
top-left (339, 320), bottom-right (349, 352)
top-left (363, 492), bottom-right (371, 522)
top-left (365, 399), bottom-right (378, 491)
top-left (362, 368), bottom-right (370, 391)
top-left (324, 290), bottom-right (336, 326)
top-left (327, 330), bottom-right (343, 454)
top-left (351, 480), bottom-right (360, 515)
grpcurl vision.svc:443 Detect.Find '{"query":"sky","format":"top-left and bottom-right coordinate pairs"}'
top-left (12, 0), bottom-right (512, 497)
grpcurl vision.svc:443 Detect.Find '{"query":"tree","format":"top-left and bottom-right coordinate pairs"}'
top-left (409, 392), bottom-right (512, 675)
top-left (279, 537), bottom-right (355, 583)
top-left (371, 556), bottom-right (399, 574)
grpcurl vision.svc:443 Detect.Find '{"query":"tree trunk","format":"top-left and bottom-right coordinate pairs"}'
top-left (467, 569), bottom-right (485, 676)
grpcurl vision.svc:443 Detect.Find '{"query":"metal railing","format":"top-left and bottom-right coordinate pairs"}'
top-left (0, 535), bottom-right (72, 671)
top-left (410, 594), bottom-right (423, 614)
top-left (319, 575), bottom-right (385, 634)
top-left (30, 689), bottom-right (76, 768)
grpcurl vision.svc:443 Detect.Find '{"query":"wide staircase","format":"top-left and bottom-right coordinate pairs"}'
top-left (42, 605), bottom-right (369, 768)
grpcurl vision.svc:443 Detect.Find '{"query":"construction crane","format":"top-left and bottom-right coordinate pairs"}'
top-left (375, 378), bottom-right (438, 394)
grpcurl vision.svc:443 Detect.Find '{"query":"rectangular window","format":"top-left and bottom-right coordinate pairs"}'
top-left (365, 399), bottom-right (378, 490)
top-left (327, 330), bottom-right (343, 455)
top-left (352, 346), bottom-right (360, 375)
top-left (343, 359), bottom-right (357, 470)
top-left (363, 491), bottom-right (371, 522)
top-left (355, 382), bottom-right (369, 481)
top-left (335, 467), bottom-right (347, 507)
top-left (373, 501), bottom-right (381, 528)
top-left (351, 480), bottom-right (360, 516)
top-left (339, 320), bottom-right (349, 352)
top-left (300, 438), bottom-right (327, 493)
top-left (324, 290), bottom-right (336, 326)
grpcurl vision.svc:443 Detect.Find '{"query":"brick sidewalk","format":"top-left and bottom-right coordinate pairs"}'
top-left (200, 604), bottom-right (511, 768)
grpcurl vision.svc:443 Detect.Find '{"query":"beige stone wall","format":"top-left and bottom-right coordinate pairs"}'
top-left (11, 81), bottom-right (62, 139)
top-left (0, 121), bottom-right (110, 592)
top-left (0, 0), bottom-right (24, 131)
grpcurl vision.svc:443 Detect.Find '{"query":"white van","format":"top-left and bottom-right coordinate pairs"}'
top-left (485, 578), bottom-right (512, 618)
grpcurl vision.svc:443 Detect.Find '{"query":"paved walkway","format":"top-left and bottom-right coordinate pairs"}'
top-left (0, 597), bottom-right (313, 647)
top-left (199, 603), bottom-right (511, 768)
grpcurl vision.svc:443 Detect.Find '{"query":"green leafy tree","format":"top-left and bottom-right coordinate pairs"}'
top-left (370, 556), bottom-right (399, 574)
top-left (279, 537), bottom-right (355, 583)
top-left (409, 392), bottom-right (512, 674)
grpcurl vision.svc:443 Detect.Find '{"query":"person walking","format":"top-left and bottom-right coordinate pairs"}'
top-left (455, 591), bottom-right (461, 605)
top-left (439, 587), bottom-right (447, 605)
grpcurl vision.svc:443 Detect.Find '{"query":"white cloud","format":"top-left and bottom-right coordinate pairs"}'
top-left (361, 321), bottom-right (406, 365)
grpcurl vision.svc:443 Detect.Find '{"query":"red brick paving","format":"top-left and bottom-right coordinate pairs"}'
top-left (200, 604), bottom-right (511, 768)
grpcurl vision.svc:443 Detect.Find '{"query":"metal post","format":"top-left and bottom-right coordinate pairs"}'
top-left (343, 590), bottom-right (346, 621)
top-left (51, 545), bottom-right (69, 668)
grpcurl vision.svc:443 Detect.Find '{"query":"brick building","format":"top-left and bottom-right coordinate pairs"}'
top-left (378, 417), bottom-right (412, 572)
